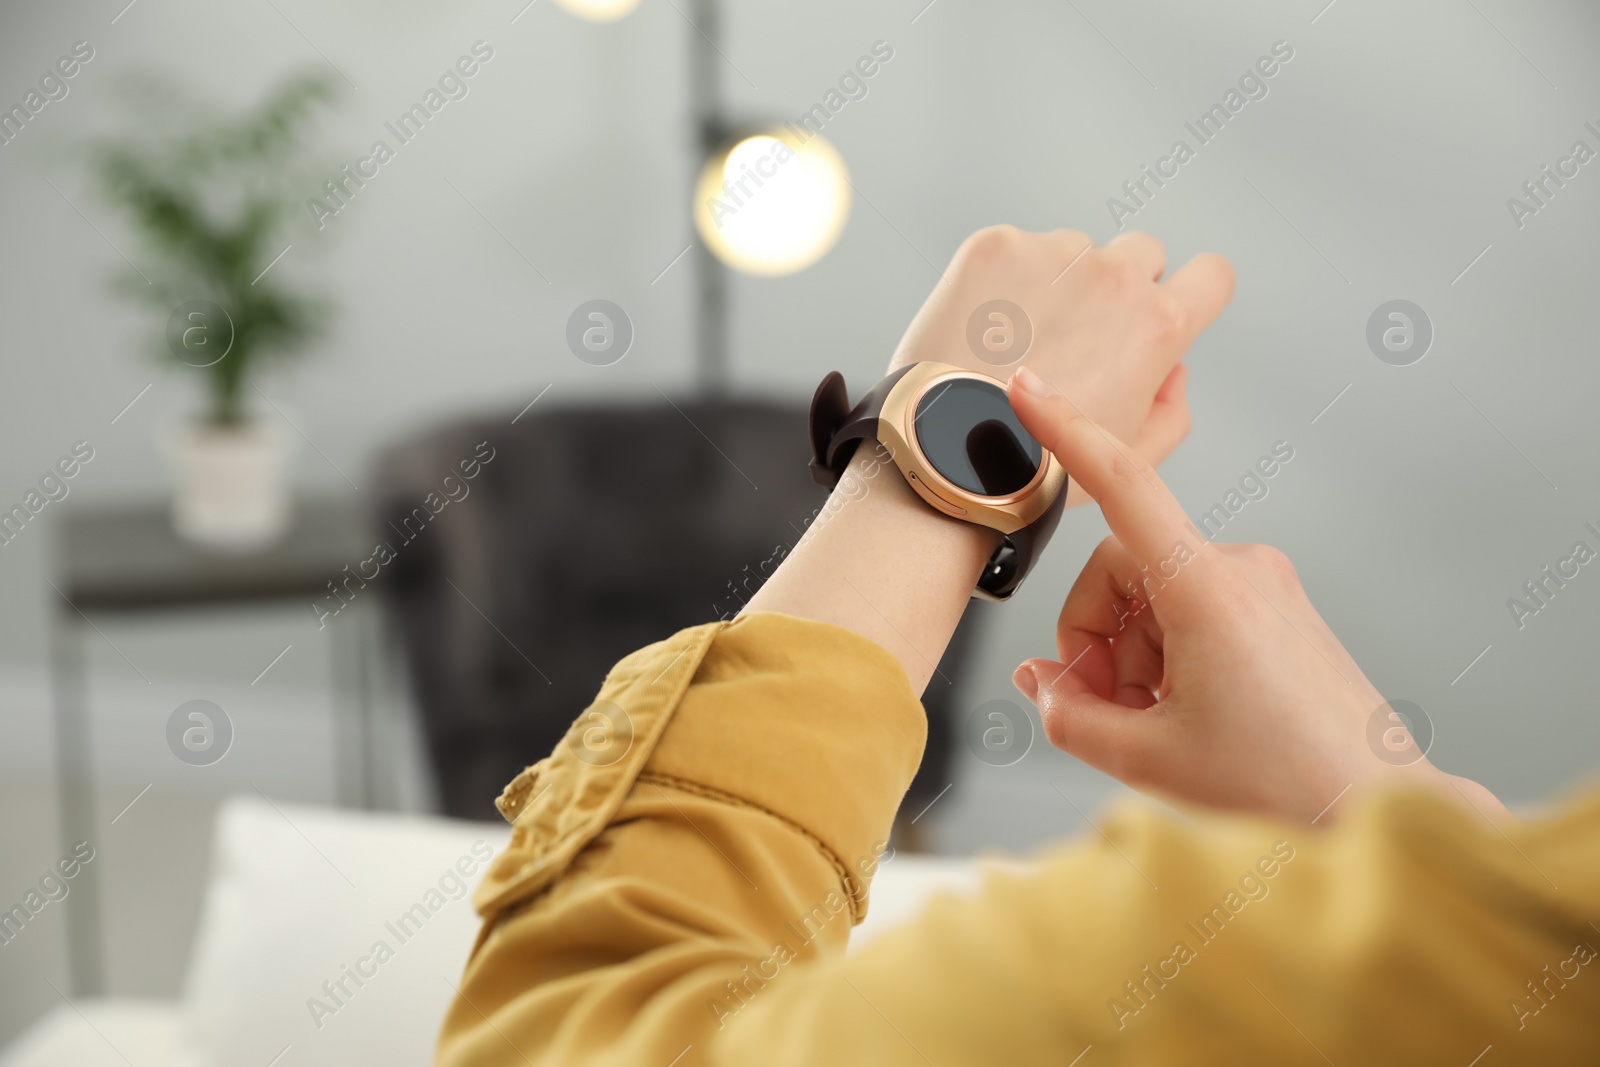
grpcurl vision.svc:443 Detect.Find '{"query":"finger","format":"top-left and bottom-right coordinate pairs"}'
top-left (1057, 608), bottom-right (1164, 709)
top-left (1008, 368), bottom-right (1220, 612)
top-left (1055, 536), bottom-right (1166, 648)
top-left (1161, 252), bottom-right (1235, 344)
top-left (1018, 656), bottom-right (1166, 783)
top-left (1110, 608), bottom-right (1164, 707)
top-left (1104, 231), bottom-right (1166, 281)
top-left (1130, 364), bottom-right (1190, 466)
top-left (1058, 365), bottom-right (1187, 510)
top-left (1046, 229), bottom-right (1094, 256)
top-left (1053, 537), bottom-right (1172, 706)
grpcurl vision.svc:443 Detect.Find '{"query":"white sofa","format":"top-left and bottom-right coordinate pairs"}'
top-left (2, 798), bottom-right (986, 1066)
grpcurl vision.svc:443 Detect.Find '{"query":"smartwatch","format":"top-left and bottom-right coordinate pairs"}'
top-left (807, 362), bottom-right (1068, 601)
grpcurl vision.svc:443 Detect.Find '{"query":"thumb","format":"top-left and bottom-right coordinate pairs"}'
top-left (1016, 657), bottom-right (1165, 786)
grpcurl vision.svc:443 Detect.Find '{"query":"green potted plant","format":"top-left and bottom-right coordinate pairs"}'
top-left (82, 72), bottom-right (336, 549)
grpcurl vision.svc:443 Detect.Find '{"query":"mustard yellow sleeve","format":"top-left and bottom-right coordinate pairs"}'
top-left (436, 613), bottom-right (1600, 1066)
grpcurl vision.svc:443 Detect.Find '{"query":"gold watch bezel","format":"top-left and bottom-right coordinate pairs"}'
top-left (876, 362), bottom-right (1065, 536)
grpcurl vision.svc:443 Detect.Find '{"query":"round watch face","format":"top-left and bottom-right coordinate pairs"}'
top-left (912, 376), bottom-right (1044, 496)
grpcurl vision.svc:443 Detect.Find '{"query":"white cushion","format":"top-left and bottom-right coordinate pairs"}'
top-left (0, 802), bottom-right (989, 1067)
top-left (851, 853), bottom-right (1014, 953)
top-left (0, 1000), bottom-right (197, 1067)
top-left (180, 797), bottom-right (508, 1067)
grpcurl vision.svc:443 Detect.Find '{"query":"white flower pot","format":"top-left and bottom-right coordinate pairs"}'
top-left (166, 420), bottom-right (292, 550)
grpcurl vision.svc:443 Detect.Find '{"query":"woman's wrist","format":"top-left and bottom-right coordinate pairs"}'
top-left (739, 447), bottom-right (995, 695)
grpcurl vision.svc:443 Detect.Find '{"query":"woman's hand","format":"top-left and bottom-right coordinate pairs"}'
top-left (744, 226), bottom-right (1233, 693)
top-left (888, 227), bottom-right (1233, 504)
top-left (1005, 367), bottom-right (1509, 824)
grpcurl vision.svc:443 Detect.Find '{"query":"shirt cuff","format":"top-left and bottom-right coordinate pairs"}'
top-left (473, 612), bottom-right (926, 924)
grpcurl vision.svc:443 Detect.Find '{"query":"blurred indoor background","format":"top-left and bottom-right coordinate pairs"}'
top-left (3, 0), bottom-right (1599, 1060)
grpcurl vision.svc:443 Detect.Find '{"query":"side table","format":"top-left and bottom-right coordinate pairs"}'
top-left (50, 497), bottom-right (378, 996)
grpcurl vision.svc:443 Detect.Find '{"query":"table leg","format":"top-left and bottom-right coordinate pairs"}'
top-left (329, 609), bottom-right (374, 809)
top-left (356, 602), bottom-right (375, 810)
top-left (51, 611), bottom-right (104, 996)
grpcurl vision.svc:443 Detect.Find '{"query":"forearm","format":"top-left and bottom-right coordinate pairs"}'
top-left (728, 787), bottom-right (1599, 1065)
top-left (739, 446), bottom-right (996, 696)
top-left (438, 615), bottom-right (928, 1066)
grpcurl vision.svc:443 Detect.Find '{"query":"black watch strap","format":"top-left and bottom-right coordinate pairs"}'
top-left (806, 367), bottom-right (1065, 601)
top-left (980, 485), bottom-right (1065, 599)
top-left (807, 366), bottom-right (913, 488)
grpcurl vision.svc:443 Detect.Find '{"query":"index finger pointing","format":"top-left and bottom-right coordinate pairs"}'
top-left (1008, 366), bottom-right (1220, 609)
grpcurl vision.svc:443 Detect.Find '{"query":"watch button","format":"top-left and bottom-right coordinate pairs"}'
top-left (929, 494), bottom-right (968, 517)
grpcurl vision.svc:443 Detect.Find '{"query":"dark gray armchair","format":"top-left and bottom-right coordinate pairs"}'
top-left (371, 398), bottom-right (977, 821)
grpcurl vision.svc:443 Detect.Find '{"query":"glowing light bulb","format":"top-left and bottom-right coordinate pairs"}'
top-left (552, 0), bottom-right (642, 21)
top-left (694, 130), bottom-right (850, 276)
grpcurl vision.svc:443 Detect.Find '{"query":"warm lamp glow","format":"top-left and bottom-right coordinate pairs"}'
top-left (552, 0), bottom-right (642, 21)
top-left (694, 130), bottom-right (850, 276)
